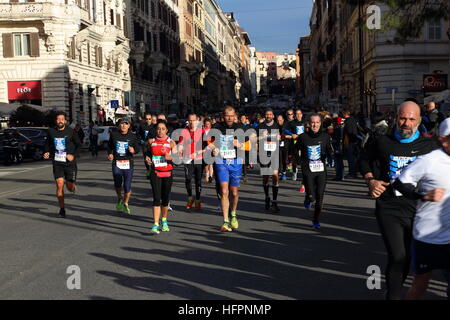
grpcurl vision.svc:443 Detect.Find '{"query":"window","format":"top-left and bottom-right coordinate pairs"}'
top-left (151, 1), bottom-right (155, 18)
top-left (14, 34), bottom-right (30, 56)
top-left (428, 19), bottom-right (441, 40)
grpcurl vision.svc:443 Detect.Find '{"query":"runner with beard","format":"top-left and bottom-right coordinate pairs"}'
top-left (43, 111), bottom-right (82, 218)
top-left (257, 109), bottom-right (281, 212)
top-left (359, 101), bottom-right (439, 300)
top-left (295, 114), bottom-right (333, 228)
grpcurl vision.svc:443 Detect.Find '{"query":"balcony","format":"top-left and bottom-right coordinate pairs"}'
top-left (0, 3), bottom-right (89, 23)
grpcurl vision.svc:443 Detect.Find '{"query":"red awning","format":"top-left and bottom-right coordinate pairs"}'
top-left (8, 81), bottom-right (42, 100)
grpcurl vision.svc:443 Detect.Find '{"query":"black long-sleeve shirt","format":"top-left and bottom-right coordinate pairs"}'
top-left (295, 130), bottom-right (333, 174)
top-left (107, 130), bottom-right (140, 167)
top-left (44, 126), bottom-right (81, 164)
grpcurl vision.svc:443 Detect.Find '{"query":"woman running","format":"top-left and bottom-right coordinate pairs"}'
top-left (145, 120), bottom-right (178, 234)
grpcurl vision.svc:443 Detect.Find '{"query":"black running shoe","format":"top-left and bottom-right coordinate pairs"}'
top-left (271, 202), bottom-right (280, 213)
top-left (58, 208), bottom-right (66, 218)
top-left (265, 197), bottom-right (271, 210)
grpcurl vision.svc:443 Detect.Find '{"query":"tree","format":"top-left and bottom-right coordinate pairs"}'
top-left (378, 0), bottom-right (449, 44)
top-left (9, 105), bottom-right (45, 127)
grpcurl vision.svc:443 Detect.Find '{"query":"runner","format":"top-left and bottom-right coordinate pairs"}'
top-left (107, 117), bottom-right (140, 215)
top-left (391, 118), bottom-right (450, 299)
top-left (146, 120), bottom-right (178, 234)
top-left (359, 101), bottom-right (439, 300)
top-left (178, 113), bottom-right (206, 210)
top-left (43, 111), bottom-right (82, 218)
top-left (257, 109), bottom-right (281, 212)
top-left (208, 106), bottom-right (254, 231)
top-left (138, 112), bottom-right (154, 179)
top-left (203, 118), bottom-right (215, 183)
top-left (295, 114), bottom-right (333, 228)
top-left (277, 114), bottom-right (288, 181)
top-left (287, 108), bottom-right (306, 193)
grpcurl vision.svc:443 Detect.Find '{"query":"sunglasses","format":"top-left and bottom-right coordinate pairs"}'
top-left (287, 113), bottom-right (293, 116)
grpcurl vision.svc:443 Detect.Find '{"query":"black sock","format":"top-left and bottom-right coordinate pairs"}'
top-left (263, 184), bottom-right (270, 198)
top-left (272, 185), bottom-right (279, 201)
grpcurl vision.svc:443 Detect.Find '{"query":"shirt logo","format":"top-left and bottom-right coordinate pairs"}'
top-left (389, 155), bottom-right (417, 180)
top-left (54, 137), bottom-right (66, 152)
top-left (116, 141), bottom-right (129, 156)
top-left (307, 145), bottom-right (321, 161)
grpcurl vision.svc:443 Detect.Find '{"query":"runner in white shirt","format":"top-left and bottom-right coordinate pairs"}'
top-left (393, 117), bottom-right (450, 299)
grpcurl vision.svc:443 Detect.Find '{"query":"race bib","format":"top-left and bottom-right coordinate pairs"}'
top-left (116, 160), bottom-right (130, 170)
top-left (280, 141), bottom-right (285, 147)
top-left (55, 151), bottom-right (66, 162)
top-left (220, 135), bottom-right (236, 159)
top-left (116, 141), bottom-right (128, 157)
top-left (264, 141), bottom-right (277, 152)
top-left (309, 160), bottom-right (324, 172)
top-left (152, 156), bottom-right (167, 168)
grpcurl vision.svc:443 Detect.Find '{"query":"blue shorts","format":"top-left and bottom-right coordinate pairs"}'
top-left (214, 159), bottom-right (242, 187)
top-left (112, 164), bottom-right (134, 193)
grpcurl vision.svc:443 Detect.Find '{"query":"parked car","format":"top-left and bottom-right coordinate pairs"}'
top-left (2, 128), bottom-right (44, 161)
top-left (16, 127), bottom-right (47, 160)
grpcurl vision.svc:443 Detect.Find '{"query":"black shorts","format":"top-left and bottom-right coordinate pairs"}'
top-left (412, 239), bottom-right (450, 275)
top-left (53, 163), bottom-right (77, 182)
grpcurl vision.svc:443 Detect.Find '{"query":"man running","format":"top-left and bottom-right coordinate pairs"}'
top-left (138, 112), bottom-right (154, 178)
top-left (359, 101), bottom-right (439, 300)
top-left (392, 118), bottom-right (450, 299)
top-left (208, 106), bottom-right (254, 232)
top-left (295, 114), bottom-right (333, 228)
top-left (257, 109), bottom-right (281, 212)
top-left (178, 113), bottom-right (206, 210)
top-left (107, 117), bottom-right (140, 215)
top-left (43, 111), bottom-right (82, 218)
top-left (287, 108), bottom-right (306, 192)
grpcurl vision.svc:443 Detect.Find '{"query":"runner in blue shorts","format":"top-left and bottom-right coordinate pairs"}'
top-left (207, 106), bottom-right (256, 232)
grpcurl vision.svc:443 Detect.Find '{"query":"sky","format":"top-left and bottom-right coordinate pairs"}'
top-left (216, 0), bottom-right (313, 54)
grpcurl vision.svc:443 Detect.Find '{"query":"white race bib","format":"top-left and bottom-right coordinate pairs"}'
top-left (309, 160), bottom-right (324, 172)
top-left (116, 160), bottom-right (130, 170)
top-left (264, 141), bottom-right (277, 152)
top-left (280, 141), bottom-right (285, 147)
top-left (220, 135), bottom-right (236, 159)
top-left (55, 151), bottom-right (66, 162)
top-left (152, 156), bottom-right (167, 168)
top-left (220, 149), bottom-right (236, 159)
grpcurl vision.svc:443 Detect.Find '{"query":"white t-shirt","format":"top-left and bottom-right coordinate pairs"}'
top-left (399, 149), bottom-right (450, 244)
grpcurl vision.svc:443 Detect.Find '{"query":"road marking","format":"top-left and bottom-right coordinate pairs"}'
top-left (0, 165), bottom-right (51, 177)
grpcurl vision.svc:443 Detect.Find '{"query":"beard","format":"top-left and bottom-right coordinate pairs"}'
top-left (56, 122), bottom-right (65, 129)
top-left (397, 124), bottom-right (417, 139)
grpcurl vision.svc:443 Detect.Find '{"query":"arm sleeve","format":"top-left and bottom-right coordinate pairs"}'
top-left (392, 179), bottom-right (425, 200)
top-left (107, 134), bottom-right (114, 155)
top-left (44, 130), bottom-right (51, 153)
top-left (397, 156), bottom-right (427, 186)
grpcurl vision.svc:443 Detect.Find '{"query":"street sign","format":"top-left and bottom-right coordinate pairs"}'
top-left (110, 100), bottom-right (119, 109)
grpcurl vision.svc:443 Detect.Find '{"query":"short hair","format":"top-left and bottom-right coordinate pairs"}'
top-left (187, 113), bottom-right (197, 119)
top-left (55, 111), bottom-right (66, 120)
top-left (309, 113), bottom-right (322, 122)
top-left (155, 119), bottom-right (168, 129)
top-left (223, 106), bottom-right (236, 114)
top-left (295, 108), bottom-right (303, 113)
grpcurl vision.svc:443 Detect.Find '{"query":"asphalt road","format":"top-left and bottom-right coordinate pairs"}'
top-left (0, 152), bottom-right (447, 300)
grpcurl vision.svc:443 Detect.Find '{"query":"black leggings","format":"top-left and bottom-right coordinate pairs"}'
top-left (279, 147), bottom-right (288, 173)
top-left (302, 171), bottom-right (326, 222)
top-left (375, 200), bottom-right (414, 300)
top-left (150, 172), bottom-right (173, 207)
top-left (184, 163), bottom-right (203, 200)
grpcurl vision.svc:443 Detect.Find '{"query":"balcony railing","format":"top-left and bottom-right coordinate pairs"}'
top-left (0, 3), bottom-right (82, 21)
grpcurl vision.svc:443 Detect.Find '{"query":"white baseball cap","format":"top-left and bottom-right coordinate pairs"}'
top-left (439, 117), bottom-right (450, 136)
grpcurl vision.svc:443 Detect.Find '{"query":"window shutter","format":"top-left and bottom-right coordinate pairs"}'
top-left (71, 37), bottom-right (76, 59)
top-left (123, 16), bottom-right (128, 37)
top-left (98, 46), bottom-right (103, 67)
top-left (116, 13), bottom-right (121, 29)
top-left (2, 33), bottom-right (13, 58)
top-left (30, 33), bottom-right (40, 57)
top-left (94, 45), bottom-right (98, 66)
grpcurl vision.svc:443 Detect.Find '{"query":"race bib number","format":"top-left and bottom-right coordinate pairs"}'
top-left (54, 151), bottom-right (66, 162)
top-left (116, 160), bottom-right (130, 170)
top-left (220, 135), bottom-right (236, 159)
top-left (309, 160), bottom-right (324, 172)
top-left (152, 156), bottom-right (167, 168)
top-left (264, 141), bottom-right (277, 152)
top-left (116, 141), bottom-right (128, 157)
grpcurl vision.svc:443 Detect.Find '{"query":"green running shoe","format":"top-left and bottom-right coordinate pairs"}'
top-left (122, 203), bottom-right (131, 215)
top-left (161, 220), bottom-right (170, 232)
top-left (116, 199), bottom-right (123, 211)
top-left (220, 222), bottom-right (232, 232)
top-left (230, 215), bottom-right (239, 230)
top-left (151, 224), bottom-right (160, 234)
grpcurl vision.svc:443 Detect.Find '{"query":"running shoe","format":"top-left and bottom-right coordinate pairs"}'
top-left (168, 205), bottom-right (173, 211)
top-left (312, 222), bottom-right (321, 229)
top-left (116, 199), bottom-right (123, 211)
top-left (122, 203), bottom-right (131, 215)
top-left (281, 173), bottom-right (287, 181)
top-left (208, 176), bottom-right (213, 183)
top-left (220, 222), bottom-right (232, 232)
top-left (161, 220), bottom-right (170, 232)
top-left (195, 200), bottom-right (202, 210)
top-left (304, 199), bottom-right (312, 210)
top-left (292, 170), bottom-right (298, 181)
top-left (186, 198), bottom-right (195, 209)
top-left (265, 197), bottom-right (271, 210)
top-left (58, 208), bottom-right (66, 218)
top-left (271, 202), bottom-right (280, 213)
top-left (151, 224), bottom-right (160, 234)
top-left (230, 215), bottom-right (239, 230)
top-left (299, 185), bottom-right (305, 193)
